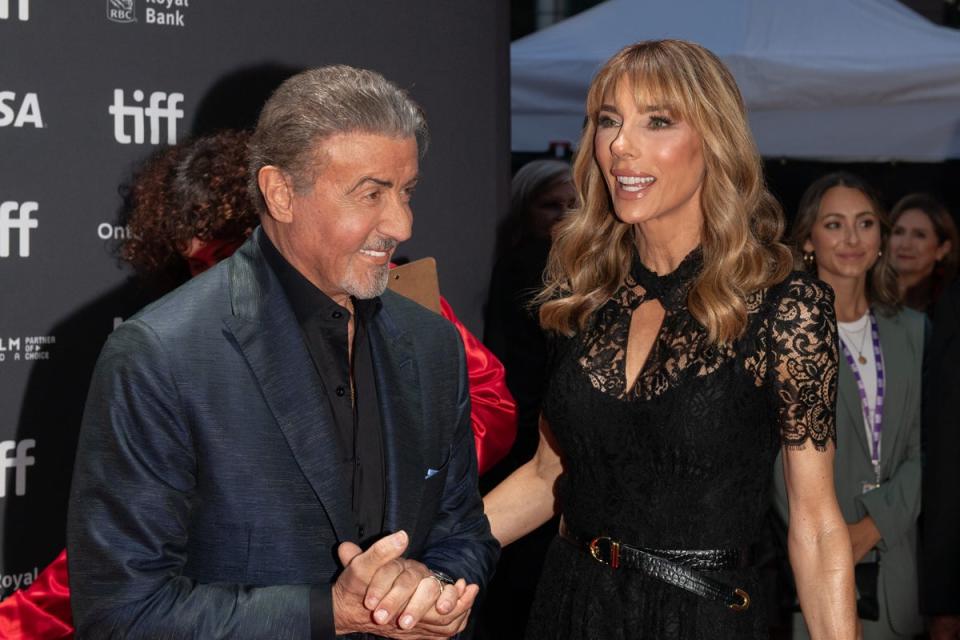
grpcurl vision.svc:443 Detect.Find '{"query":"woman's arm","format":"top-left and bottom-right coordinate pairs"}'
top-left (483, 415), bottom-right (563, 546)
top-left (782, 443), bottom-right (858, 640)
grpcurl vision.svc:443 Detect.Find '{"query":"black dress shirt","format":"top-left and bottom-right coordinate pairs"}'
top-left (259, 232), bottom-right (386, 639)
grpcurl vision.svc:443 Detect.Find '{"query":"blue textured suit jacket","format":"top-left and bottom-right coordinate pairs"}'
top-left (67, 229), bottom-right (499, 638)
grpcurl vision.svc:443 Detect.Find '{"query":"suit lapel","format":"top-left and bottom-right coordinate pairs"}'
top-left (875, 312), bottom-right (908, 475)
top-left (369, 297), bottom-right (426, 536)
top-left (837, 354), bottom-right (871, 461)
top-left (222, 231), bottom-right (353, 541)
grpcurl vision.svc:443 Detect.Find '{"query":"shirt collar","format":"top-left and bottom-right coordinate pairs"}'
top-left (258, 230), bottom-right (382, 327)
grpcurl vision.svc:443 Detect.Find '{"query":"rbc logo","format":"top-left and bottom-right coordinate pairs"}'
top-left (0, 92), bottom-right (43, 128)
top-left (107, 0), bottom-right (135, 23)
top-left (0, 201), bottom-right (38, 258)
top-left (0, 0), bottom-right (29, 21)
top-left (0, 439), bottom-right (35, 498)
top-left (109, 89), bottom-right (184, 144)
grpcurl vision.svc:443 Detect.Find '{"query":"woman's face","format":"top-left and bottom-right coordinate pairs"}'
top-left (527, 178), bottom-right (576, 240)
top-left (889, 208), bottom-right (950, 279)
top-left (804, 185), bottom-right (882, 283)
top-left (593, 78), bottom-right (705, 228)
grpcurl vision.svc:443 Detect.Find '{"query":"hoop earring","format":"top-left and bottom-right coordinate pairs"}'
top-left (803, 252), bottom-right (816, 270)
top-left (878, 249), bottom-right (883, 258)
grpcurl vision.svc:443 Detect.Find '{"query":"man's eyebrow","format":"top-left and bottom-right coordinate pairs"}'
top-left (347, 176), bottom-right (392, 193)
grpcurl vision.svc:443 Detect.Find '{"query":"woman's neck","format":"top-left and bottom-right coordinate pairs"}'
top-left (634, 220), bottom-right (701, 275)
top-left (898, 268), bottom-right (933, 296)
top-left (821, 272), bottom-right (870, 322)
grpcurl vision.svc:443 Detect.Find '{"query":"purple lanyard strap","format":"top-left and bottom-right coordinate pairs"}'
top-left (838, 310), bottom-right (885, 481)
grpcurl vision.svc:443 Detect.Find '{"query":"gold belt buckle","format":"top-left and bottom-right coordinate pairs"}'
top-left (729, 587), bottom-right (750, 611)
top-left (588, 536), bottom-right (620, 569)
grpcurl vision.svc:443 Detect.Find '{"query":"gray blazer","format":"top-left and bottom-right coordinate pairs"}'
top-left (67, 229), bottom-right (499, 638)
top-left (774, 307), bottom-right (924, 635)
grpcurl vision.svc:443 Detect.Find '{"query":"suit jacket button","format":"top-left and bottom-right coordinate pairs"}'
top-left (336, 386), bottom-right (346, 397)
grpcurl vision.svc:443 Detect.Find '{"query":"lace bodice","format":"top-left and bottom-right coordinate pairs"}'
top-left (576, 248), bottom-right (836, 449)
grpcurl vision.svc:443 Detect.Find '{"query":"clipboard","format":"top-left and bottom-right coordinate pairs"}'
top-left (386, 257), bottom-right (442, 315)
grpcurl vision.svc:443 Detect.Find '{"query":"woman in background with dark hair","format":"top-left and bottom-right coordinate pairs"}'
top-left (479, 159), bottom-right (574, 639)
top-left (122, 129), bottom-right (257, 284)
top-left (888, 193), bottom-right (958, 315)
top-left (485, 159), bottom-right (575, 470)
top-left (774, 172), bottom-right (924, 639)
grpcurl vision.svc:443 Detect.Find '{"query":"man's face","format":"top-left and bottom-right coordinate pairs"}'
top-left (275, 133), bottom-right (418, 306)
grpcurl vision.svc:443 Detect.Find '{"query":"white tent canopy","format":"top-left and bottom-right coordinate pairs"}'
top-left (512, 0), bottom-right (960, 161)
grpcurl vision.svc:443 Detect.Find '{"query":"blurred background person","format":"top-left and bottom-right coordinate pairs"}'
top-left (921, 277), bottom-right (960, 640)
top-left (888, 193), bottom-right (958, 315)
top-left (774, 172), bottom-right (924, 639)
top-left (122, 129), bottom-right (258, 289)
top-left (0, 129), bottom-right (515, 639)
top-left (477, 159), bottom-right (573, 639)
top-left (485, 159), bottom-right (574, 474)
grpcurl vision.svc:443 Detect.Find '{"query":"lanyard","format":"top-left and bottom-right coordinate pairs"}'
top-left (839, 310), bottom-right (885, 482)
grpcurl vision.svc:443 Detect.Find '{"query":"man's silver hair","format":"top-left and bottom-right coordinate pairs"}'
top-left (248, 65), bottom-right (429, 214)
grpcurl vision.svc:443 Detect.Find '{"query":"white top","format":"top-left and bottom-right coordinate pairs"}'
top-left (837, 311), bottom-right (879, 457)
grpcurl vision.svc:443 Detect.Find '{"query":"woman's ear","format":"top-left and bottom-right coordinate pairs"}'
top-left (936, 239), bottom-right (952, 262)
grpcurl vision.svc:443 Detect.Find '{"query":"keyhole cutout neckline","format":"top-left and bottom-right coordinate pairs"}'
top-left (622, 247), bottom-right (703, 393)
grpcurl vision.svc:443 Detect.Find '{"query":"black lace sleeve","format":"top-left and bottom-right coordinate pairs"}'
top-left (767, 273), bottom-right (838, 451)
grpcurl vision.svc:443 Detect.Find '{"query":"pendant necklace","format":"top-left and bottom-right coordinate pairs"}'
top-left (839, 322), bottom-right (869, 365)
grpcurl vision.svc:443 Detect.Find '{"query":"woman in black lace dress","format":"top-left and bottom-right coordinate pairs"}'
top-left (483, 40), bottom-right (857, 639)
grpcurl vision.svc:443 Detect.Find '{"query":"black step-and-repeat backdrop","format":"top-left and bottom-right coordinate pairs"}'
top-left (0, 0), bottom-right (509, 598)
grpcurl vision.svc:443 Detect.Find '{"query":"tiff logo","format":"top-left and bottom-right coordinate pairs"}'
top-left (0, 201), bottom-right (38, 257)
top-left (0, 439), bottom-right (35, 498)
top-left (109, 89), bottom-right (183, 144)
top-left (0, 0), bottom-right (29, 21)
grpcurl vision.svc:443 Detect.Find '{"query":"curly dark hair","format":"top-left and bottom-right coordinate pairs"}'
top-left (121, 130), bottom-right (257, 279)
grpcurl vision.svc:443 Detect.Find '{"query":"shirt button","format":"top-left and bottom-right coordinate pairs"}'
top-left (336, 386), bottom-right (346, 397)
top-left (359, 526), bottom-right (365, 538)
top-left (332, 310), bottom-right (343, 319)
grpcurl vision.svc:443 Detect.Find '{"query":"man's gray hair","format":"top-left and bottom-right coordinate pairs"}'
top-left (248, 65), bottom-right (429, 214)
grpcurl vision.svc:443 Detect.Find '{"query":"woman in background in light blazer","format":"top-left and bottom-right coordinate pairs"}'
top-left (774, 172), bottom-right (923, 639)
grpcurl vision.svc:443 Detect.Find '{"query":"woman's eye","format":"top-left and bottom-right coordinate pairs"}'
top-left (892, 226), bottom-right (905, 236)
top-left (860, 219), bottom-right (875, 228)
top-left (824, 222), bottom-right (841, 230)
top-left (649, 115), bottom-right (673, 129)
top-left (597, 115), bottom-right (620, 128)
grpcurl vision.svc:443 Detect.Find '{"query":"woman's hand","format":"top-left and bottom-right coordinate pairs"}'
top-left (846, 516), bottom-right (881, 564)
top-left (483, 415), bottom-right (563, 547)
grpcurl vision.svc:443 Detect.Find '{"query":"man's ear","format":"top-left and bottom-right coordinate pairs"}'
top-left (258, 166), bottom-right (295, 223)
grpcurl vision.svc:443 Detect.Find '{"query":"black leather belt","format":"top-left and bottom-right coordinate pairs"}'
top-left (559, 518), bottom-right (751, 612)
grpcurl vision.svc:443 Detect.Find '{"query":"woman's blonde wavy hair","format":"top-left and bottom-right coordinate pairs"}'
top-left (537, 40), bottom-right (792, 344)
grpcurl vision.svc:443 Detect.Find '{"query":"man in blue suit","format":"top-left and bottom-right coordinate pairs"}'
top-left (67, 65), bottom-right (498, 639)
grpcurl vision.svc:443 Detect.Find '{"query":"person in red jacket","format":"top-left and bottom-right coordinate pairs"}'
top-left (0, 131), bottom-right (515, 639)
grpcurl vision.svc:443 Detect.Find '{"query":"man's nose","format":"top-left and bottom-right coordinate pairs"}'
top-left (380, 195), bottom-right (413, 243)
